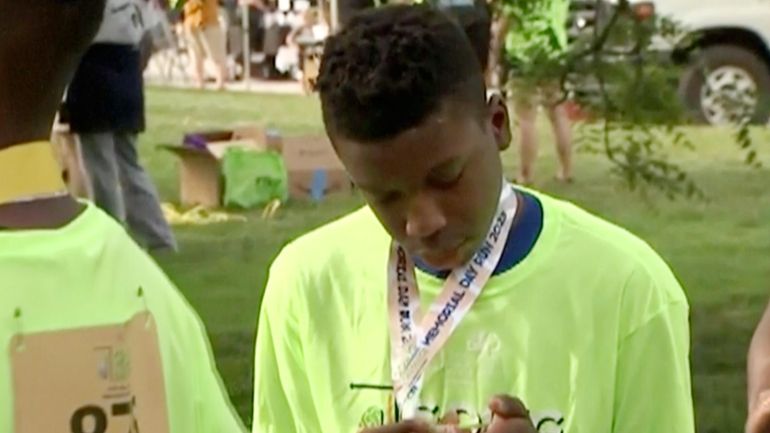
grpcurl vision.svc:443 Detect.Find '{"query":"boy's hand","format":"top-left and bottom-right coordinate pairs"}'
top-left (360, 395), bottom-right (536, 433)
top-left (486, 395), bottom-right (537, 433)
top-left (431, 395), bottom-right (538, 433)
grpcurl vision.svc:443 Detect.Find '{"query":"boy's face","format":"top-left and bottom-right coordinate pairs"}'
top-left (333, 96), bottom-right (512, 270)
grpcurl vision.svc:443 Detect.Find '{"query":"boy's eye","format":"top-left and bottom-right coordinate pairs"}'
top-left (372, 190), bottom-right (402, 205)
top-left (430, 167), bottom-right (465, 189)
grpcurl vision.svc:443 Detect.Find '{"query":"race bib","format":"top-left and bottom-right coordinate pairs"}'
top-left (10, 312), bottom-right (169, 433)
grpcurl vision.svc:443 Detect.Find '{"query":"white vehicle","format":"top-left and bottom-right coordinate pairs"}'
top-left (655, 0), bottom-right (770, 125)
top-left (570, 0), bottom-right (770, 125)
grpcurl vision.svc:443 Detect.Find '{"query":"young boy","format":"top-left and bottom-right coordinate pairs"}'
top-left (0, 1), bottom-right (244, 431)
top-left (253, 5), bottom-right (694, 433)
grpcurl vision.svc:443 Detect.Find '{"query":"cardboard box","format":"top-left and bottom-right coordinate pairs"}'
top-left (161, 145), bottom-right (221, 208)
top-left (182, 126), bottom-right (282, 155)
top-left (164, 129), bottom-right (352, 207)
top-left (162, 126), bottom-right (281, 207)
top-left (280, 135), bottom-right (353, 200)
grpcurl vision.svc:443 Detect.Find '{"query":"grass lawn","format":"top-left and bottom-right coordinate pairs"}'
top-left (142, 86), bottom-right (769, 431)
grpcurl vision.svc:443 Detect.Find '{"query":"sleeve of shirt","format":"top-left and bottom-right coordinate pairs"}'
top-left (139, 251), bottom-right (246, 433)
top-left (183, 307), bottom-right (248, 433)
top-left (612, 264), bottom-right (695, 433)
top-left (252, 247), bottom-right (322, 433)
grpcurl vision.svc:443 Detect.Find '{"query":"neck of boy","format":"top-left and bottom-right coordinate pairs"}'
top-left (0, 197), bottom-right (83, 231)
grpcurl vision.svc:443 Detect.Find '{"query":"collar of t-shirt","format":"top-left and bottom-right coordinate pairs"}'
top-left (414, 189), bottom-right (544, 279)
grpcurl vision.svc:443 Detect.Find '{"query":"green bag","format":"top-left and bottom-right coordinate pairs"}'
top-left (222, 148), bottom-right (288, 209)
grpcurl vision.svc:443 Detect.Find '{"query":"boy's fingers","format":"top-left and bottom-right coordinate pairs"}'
top-left (489, 395), bottom-right (530, 419)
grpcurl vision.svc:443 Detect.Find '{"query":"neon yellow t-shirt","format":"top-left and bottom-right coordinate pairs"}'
top-left (253, 190), bottom-right (694, 433)
top-left (504, 0), bottom-right (571, 66)
top-left (0, 203), bottom-right (245, 433)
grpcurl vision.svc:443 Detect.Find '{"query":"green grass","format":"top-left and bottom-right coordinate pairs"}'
top-left (142, 86), bottom-right (770, 431)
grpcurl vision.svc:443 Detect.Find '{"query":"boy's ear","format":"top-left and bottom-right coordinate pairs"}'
top-left (487, 93), bottom-right (511, 152)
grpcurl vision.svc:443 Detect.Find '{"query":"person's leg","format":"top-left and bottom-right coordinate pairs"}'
top-left (114, 133), bottom-right (178, 251)
top-left (202, 24), bottom-right (228, 89)
top-left (65, 134), bottom-right (93, 199)
top-left (79, 132), bottom-right (125, 221)
top-left (262, 23), bottom-right (283, 79)
top-left (139, 31), bottom-right (155, 72)
top-left (514, 99), bottom-right (539, 185)
top-left (52, 126), bottom-right (92, 199)
top-left (186, 28), bottom-right (206, 88)
top-left (545, 102), bottom-right (573, 182)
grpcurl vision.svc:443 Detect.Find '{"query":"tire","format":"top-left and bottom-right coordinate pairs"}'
top-left (679, 44), bottom-right (770, 125)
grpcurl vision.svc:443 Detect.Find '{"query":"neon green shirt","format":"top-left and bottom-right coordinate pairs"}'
top-left (504, 0), bottom-right (570, 67)
top-left (0, 203), bottom-right (245, 433)
top-left (253, 190), bottom-right (694, 432)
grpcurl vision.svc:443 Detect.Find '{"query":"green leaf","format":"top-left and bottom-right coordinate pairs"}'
top-left (747, 150), bottom-right (757, 164)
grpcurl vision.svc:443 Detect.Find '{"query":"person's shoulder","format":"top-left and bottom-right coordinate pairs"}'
top-left (0, 203), bottom-right (188, 312)
top-left (532, 190), bottom-right (647, 251)
top-left (75, 204), bottom-right (148, 250)
top-left (274, 206), bottom-right (387, 271)
top-left (82, 205), bottom-right (179, 285)
top-left (262, 206), bottom-right (387, 319)
top-left (534, 191), bottom-right (686, 302)
top-left (83, 207), bottom-right (206, 324)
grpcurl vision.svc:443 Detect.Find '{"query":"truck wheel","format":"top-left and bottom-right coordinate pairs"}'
top-left (680, 44), bottom-right (770, 125)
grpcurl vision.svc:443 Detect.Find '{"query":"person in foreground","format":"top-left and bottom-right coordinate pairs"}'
top-left (252, 5), bottom-right (694, 433)
top-left (0, 1), bottom-right (244, 431)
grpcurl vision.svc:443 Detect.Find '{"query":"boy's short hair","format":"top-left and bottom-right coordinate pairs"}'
top-left (317, 5), bottom-right (487, 143)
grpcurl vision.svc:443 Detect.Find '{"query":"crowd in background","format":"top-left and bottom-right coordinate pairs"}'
top-left (56, 0), bottom-right (574, 254)
top-left (152, 0), bottom-right (332, 84)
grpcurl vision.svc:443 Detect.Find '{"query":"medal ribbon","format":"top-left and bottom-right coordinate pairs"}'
top-left (387, 182), bottom-right (518, 418)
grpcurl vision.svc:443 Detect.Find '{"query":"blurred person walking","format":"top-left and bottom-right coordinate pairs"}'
top-left (501, 0), bottom-right (573, 185)
top-left (184, 0), bottom-right (228, 89)
top-left (66, 0), bottom-right (177, 252)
